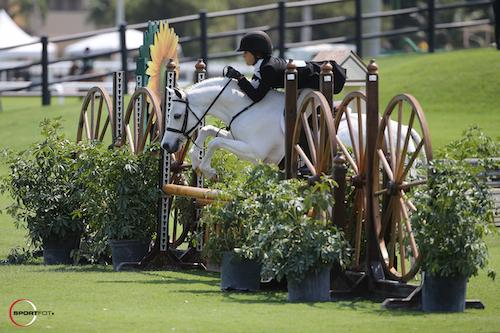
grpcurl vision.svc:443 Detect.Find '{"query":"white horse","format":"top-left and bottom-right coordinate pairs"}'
top-left (161, 77), bottom-right (420, 178)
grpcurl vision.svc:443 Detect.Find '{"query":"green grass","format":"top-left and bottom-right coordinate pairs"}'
top-left (0, 48), bottom-right (499, 332)
top-left (0, 237), bottom-right (499, 332)
top-left (376, 48), bottom-right (500, 148)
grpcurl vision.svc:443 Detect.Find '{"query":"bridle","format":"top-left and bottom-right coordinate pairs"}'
top-left (166, 78), bottom-right (232, 139)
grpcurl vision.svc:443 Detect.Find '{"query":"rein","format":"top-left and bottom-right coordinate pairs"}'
top-left (226, 101), bottom-right (257, 131)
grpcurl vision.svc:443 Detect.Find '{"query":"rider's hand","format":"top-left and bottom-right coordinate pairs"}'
top-left (225, 66), bottom-right (243, 80)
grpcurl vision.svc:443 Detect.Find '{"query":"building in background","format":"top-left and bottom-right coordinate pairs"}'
top-left (0, 0), bottom-right (96, 37)
top-left (31, 0), bottom-right (95, 37)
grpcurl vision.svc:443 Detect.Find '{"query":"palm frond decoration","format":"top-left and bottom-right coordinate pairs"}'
top-left (146, 21), bottom-right (179, 103)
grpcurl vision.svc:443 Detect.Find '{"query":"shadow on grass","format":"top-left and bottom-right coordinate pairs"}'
top-left (332, 298), bottom-right (425, 316)
top-left (172, 289), bottom-right (422, 313)
top-left (172, 288), bottom-right (289, 304)
top-left (27, 264), bottom-right (221, 287)
top-left (33, 264), bottom-right (115, 273)
top-left (221, 291), bottom-right (288, 304)
top-left (95, 270), bottom-right (220, 287)
top-left (170, 289), bottom-right (428, 315)
top-left (0, 260), bottom-right (44, 266)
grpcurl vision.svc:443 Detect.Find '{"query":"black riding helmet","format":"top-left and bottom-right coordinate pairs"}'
top-left (236, 31), bottom-right (273, 56)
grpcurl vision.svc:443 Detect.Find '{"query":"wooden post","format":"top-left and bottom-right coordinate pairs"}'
top-left (319, 61), bottom-right (334, 112)
top-left (157, 59), bottom-right (177, 253)
top-left (333, 153), bottom-right (348, 228)
top-left (112, 71), bottom-right (125, 146)
top-left (284, 59), bottom-right (298, 179)
top-left (365, 59), bottom-right (380, 273)
top-left (195, 58), bottom-right (207, 83)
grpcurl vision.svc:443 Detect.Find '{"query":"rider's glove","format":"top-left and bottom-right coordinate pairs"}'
top-left (225, 66), bottom-right (243, 80)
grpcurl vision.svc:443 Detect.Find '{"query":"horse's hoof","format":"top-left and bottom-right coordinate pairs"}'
top-left (201, 167), bottom-right (217, 180)
top-left (191, 158), bottom-right (201, 171)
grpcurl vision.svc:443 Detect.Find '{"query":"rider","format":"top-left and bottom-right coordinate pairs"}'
top-left (225, 31), bottom-right (347, 103)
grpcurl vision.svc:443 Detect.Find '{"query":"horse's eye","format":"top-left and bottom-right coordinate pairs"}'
top-left (173, 113), bottom-right (182, 120)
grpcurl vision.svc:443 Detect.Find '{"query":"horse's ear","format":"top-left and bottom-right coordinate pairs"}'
top-left (173, 87), bottom-right (183, 99)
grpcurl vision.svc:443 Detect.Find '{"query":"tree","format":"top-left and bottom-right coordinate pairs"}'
top-left (87, 0), bottom-right (114, 27)
top-left (87, 0), bottom-right (211, 27)
top-left (2, 0), bottom-right (48, 32)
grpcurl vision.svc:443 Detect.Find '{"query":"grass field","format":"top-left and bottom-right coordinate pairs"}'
top-left (0, 48), bottom-right (499, 332)
top-left (0, 244), bottom-right (499, 333)
top-left (377, 48), bottom-right (500, 148)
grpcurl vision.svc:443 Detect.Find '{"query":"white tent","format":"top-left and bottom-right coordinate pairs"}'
top-left (0, 9), bottom-right (57, 59)
top-left (64, 29), bottom-right (144, 57)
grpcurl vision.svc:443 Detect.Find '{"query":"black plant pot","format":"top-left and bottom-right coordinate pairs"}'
top-left (109, 239), bottom-right (150, 271)
top-left (287, 266), bottom-right (331, 302)
top-left (422, 273), bottom-right (467, 312)
top-left (220, 251), bottom-right (261, 291)
top-left (43, 233), bottom-right (81, 265)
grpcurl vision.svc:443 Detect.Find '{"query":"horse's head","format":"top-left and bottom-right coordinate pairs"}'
top-left (161, 87), bottom-right (198, 153)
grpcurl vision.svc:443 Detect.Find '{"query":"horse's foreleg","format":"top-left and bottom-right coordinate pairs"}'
top-left (200, 137), bottom-right (258, 179)
top-left (190, 125), bottom-right (232, 170)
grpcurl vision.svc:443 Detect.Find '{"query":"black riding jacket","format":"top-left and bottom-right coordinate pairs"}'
top-left (237, 56), bottom-right (347, 103)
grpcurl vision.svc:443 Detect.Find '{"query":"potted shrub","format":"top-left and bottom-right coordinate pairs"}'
top-left (76, 143), bottom-right (160, 270)
top-left (412, 159), bottom-right (496, 312)
top-left (241, 168), bottom-right (352, 302)
top-left (200, 165), bottom-right (272, 291)
top-left (0, 120), bottom-right (84, 264)
top-left (202, 198), bottom-right (262, 291)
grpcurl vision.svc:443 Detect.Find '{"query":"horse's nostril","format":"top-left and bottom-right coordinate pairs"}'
top-left (162, 142), bottom-right (170, 151)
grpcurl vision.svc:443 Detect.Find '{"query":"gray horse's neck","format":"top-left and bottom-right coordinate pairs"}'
top-left (187, 78), bottom-right (238, 125)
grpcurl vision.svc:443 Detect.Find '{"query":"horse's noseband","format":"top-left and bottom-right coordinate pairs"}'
top-left (166, 98), bottom-right (201, 139)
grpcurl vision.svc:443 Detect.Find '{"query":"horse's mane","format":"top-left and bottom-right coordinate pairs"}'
top-left (186, 76), bottom-right (284, 101)
top-left (188, 76), bottom-right (234, 91)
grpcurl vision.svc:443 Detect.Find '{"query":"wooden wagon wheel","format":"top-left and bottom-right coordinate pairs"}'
top-left (334, 91), bottom-right (368, 269)
top-left (372, 94), bottom-right (433, 282)
top-left (290, 90), bottom-right (337, 181)
top-left (122, 87), bottom-right (163, 154)
top-left (76, 86), bottom-right (113, 144)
